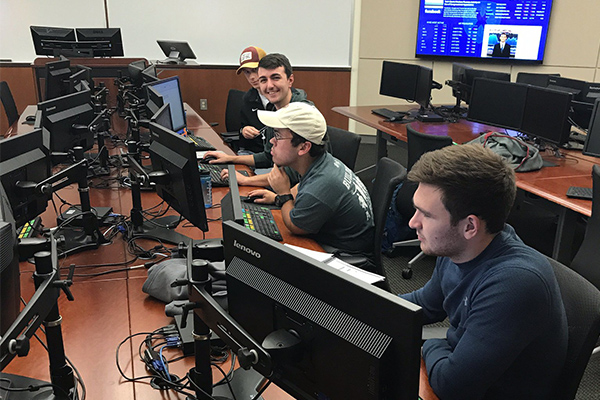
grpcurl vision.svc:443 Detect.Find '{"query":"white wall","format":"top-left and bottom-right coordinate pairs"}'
top-left (0, 0), bottom-right (354, 67)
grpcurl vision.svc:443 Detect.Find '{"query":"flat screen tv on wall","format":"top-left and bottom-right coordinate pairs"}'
top-left (415, 0), bottom-right (553, 63)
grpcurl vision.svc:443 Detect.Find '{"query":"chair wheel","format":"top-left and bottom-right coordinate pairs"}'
top-left (402, 268), bottom-right (413, 279)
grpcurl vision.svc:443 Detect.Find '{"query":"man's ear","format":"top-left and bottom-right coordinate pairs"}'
top-left (297, 141), bottom-right (312, 156)
top-left (462, 214), bottom-right (482, 240)
top-left (288, 73), bottom-right (294, 87)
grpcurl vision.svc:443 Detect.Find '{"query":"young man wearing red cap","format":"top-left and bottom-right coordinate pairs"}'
top-left (246, 102), bottom-right (375, 268)
top-left (236, 46), bottom-right (268, 154)
top-left (203, 53), bottom-right (312, 187)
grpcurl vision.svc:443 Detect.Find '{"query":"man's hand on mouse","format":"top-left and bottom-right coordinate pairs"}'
top-left (202, 151), bottom-right (232, 164)
top-left (246, 189), bottom-right (276, 204)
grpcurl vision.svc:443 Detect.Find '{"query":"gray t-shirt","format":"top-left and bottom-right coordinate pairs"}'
top-left (290, 153), bottom-right (374, 257)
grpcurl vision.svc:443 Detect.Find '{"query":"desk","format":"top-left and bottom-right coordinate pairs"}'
top-left (3, 106), bottom-right (438, 400)
top-left (334, 105), bottom-right (597, 264)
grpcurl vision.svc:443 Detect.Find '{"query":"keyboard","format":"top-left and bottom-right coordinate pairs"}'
top-left (17, 217), bottom-right (41, 239)
top-left (187, 135), bottom-right (216, 151)
top-left (198, 164), bottom-right (248, 186)
top-left (566, 186), bottom-right (593, 200)
top-left (371, 108), bottom-right (407, 120)
top-left (242, 203), bottom-right (283, 241)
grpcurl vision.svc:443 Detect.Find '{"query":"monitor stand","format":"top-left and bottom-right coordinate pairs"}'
top-left (0, 372), bottom-right (78, 400)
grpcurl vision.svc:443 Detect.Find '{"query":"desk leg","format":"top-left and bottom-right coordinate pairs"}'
top-left (376, 130), bottom-right (388, 160)
top-left (553, 208), bottom-right (579, 265)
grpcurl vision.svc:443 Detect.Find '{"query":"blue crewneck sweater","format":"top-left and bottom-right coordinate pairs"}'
top-left (401, 225), bottom-right (567, 399)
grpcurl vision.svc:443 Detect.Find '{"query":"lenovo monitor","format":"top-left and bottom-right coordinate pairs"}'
top-left (147, 122), bottom-right (208, 232)
top-left (0, 184), bottom-right (19, 338)
top-left (583, 98), bottom-right (600, 158)
top-left (38, 88), bottom-right (95, 155)
top-left (467, 78), bottom-right (528, 130)
top-left (0, 129), bottom-right (51, 228)
top-left (127, 60), bottom-right (147, 87)
top-left (145, 86), bottom-right (165, 118)
top-left (45, 57), bottom-right (72, 100)
top-left (415, 0), bottom-right (553, 62)
top-left (213, 221), bottom-right (424, 400)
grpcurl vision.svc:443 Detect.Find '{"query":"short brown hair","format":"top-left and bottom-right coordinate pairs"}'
top-left (407, 144), bottom-right (516, 234)
top-left (258, 53), bottom-right (293, 78)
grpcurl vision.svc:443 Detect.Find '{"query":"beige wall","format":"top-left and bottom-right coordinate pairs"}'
top-left (351, 0), bottom-right (600, 135)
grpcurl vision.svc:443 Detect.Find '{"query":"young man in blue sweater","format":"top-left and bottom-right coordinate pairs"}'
top-left (400, 144), bottom-right (567, 399)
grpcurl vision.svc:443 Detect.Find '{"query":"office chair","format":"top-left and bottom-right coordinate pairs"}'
top-left (219, 89), bottom-right (245, 153)
top-left (327, 126), bottom-right (362, 171)
top-left (329, 157), bottom-right (407, 292)
top-left (0, 81), bottom-right (20, 127)
top-left (569, 164), bottom-right (600, 355)
top-left (547, 256), bottom-right (600, 400)
top-left (394, 124), bottom-right (454, 279)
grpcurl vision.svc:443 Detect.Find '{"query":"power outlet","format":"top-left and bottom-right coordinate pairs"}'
top-left (200, 99), bottom-right (208, 111)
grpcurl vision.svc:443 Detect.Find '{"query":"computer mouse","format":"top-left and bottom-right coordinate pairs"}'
top-left (199, 155), bottom-right (218, 164)
top-left (25, 115), bottom-right (36, 122)
top-left (243, 195), bottom-right (262, 203)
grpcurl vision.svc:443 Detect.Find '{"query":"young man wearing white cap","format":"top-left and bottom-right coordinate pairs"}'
top-left (203, 53), bottom-right (311, 186)
top-left (236, 46), bottom-right (268, 154)
top-left (248, 102), bottom-right (375, 267)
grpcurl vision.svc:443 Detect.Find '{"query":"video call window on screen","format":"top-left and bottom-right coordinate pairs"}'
top-left (416, 0), bottom-right (553, 62)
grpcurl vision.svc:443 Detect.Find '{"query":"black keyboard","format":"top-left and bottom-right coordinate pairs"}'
top-left (242, 203), bottom-right (283, 241)
top-left (198, 164), bottom-right (248, 186)
top-left (566, 186), bottom-right (593, 200)
top-left (187, 135), bottom-right (215, 151)
top-left (371, 108), bottom-right (407, 120)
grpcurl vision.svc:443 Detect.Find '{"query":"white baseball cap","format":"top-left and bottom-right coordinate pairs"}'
top-left (257, 102), bottom-right (327, 145)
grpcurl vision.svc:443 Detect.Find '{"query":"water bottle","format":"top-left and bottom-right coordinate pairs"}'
top-left (199, 171), bottom-right (212, 208)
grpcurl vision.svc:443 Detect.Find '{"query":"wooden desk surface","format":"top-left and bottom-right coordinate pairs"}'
top-left (3, 106), bottom-right (438, 400)
top-left (334, 105), bottom-right (596, 218)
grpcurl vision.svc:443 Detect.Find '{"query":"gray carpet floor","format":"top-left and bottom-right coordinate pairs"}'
top-left (355, 140), bottom-right (600, 399)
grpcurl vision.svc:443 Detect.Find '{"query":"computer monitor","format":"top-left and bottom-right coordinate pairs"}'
top-left (75, 28), bottom-right (124, 57)
top-left (148, 122), bottom-right (208, 232)
top-left (68, 65), bottom-right (94, 93)
top-left (449, 63), bottom-right (473, 102)
top-left (38, 88), bottom-right (95, 155)
top-left (142, 64), bottom-right (159, 83)
top-left (150, 103), bottom-right (173, 130)
top-left (520, 86), bottom-right (572, 147)
top-left (0, 184), bottom-right (20, 338)
top-left (467, 78), bottom-right (528, 131)
top-left (145, 86), bottom-right (164, 118)
top-left (516, 72), bottom-right (560, 87)
top-left (546, 76), bottom-right (599, 130)
top-left (144, 76), bottom-right (187, 133)
top-left (583, 98), bottom-right (600, 158)
top-left (127, 60), bottom-right (147, 87)
top-left (45, 57), bottom-right (72, 100)
top-left (157, 40), bottom-right (197, 64)
top-left (379, 61), bottom-right (420, 102)
top-left (210, 221), bottom-right (424, 399)
top-left (220, 165), bottom-right (245, 224)
top-left (463, 69), bottom-right (511, 104)
top-left (0, 129), bottom-right (51, 228)
top-left (30, 26), bottom-right (76, 56)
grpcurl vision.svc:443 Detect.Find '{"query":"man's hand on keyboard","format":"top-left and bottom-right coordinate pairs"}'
top-left (220, 168), bottom-right (251, 185)
top-left (203, 151), bottom-right (232, 164)
top-left (247, 189), bottom-right (276, 204)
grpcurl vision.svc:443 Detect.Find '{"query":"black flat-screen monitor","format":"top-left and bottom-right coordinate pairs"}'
top-left (450, 62), bottom-right (473, 102)
top-left (219, 221), bottom-right (423, 399)
top-left (145, 86), bottom-right (164, 118)
top-left (379, 61), bottom-right (420, 102)
top-left (38, 88), bottom-right (95, 154)
top-left (141, 64), bottom-right (159, 83)
top-left (520, 86), bottom-right (572, 146)
top-left (0, 129), bottom-right (51, 228)
top-left (516, 72), bottom-right (560, 87)
top-left (221, 165), bottom-right (245, 225)
top-left (68, 65), bottom-right (94, 93)
top-left (468, 78), bottom-right (528, 130)
top-left (147, 122), bottom-right (208, 232)
top-left (0, 184), bottom-right (19, 338)
top-left (144, 76), bottom-right (187, 133)
top-left (583, 98), bottom-right (600, 158)
top-left (30, 26), bottom-right (76, 56)
top-left (45, 57), bottom-right (72, 100)
top-left (415, 0), bottom-right (553, 62)
top-left (127, 60), bottom-right (147, 87)
top-left (157, 40), bottom-right (196, 63)
top-left (463, 68), bottom-right (511, 104)
top-left (150, 103), bottom-right (173, 130)
top-left (546, 76), bottom-right (600, 130)
top-left (75, 28), bottom-right (124, 57)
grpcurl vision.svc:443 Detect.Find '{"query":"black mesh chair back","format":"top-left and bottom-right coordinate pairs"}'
top-left (327, 126), bottom-right (362, 171)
